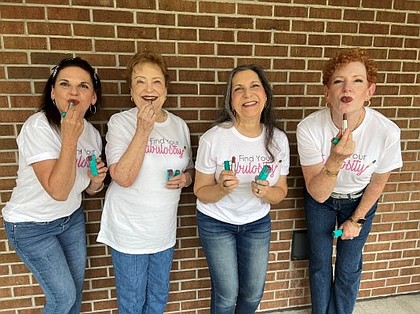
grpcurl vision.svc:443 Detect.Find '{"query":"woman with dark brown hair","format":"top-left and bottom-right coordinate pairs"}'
top-left (3, 57), bottom-right (107, 313)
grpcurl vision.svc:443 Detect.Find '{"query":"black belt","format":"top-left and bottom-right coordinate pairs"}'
top-left (330, 190), bottom-right (363, 199)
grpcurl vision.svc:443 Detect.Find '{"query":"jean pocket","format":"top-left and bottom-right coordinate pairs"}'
top-left (10, 221), bottom-right (54, 245)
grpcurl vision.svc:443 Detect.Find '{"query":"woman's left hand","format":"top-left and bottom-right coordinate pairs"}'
top-left (87, 158), bottom-right (108, 185)
top-left (166, 172), bottom-right (191, 189)
top-left (339, 219), bottom-right (362, 240)
top-left (252, 179), bottom-right (269, 198)
top-left (85, 157), bottom-right (108, 195)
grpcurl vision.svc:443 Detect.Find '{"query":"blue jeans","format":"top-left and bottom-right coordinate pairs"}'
top-left (111, 246), bottom-right (174, 314)
top-left (197, 211), bottom-right (271, 314)
top-left (304, 189), bottom-right (377, 314)
top-left (4, 206), bottom-right (87, 314)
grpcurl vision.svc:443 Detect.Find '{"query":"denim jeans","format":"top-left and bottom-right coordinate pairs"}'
top-left (111, 246), bottom-right (174, 314)
top-left (304, 189), bottom-right (377, 314)
top-left (4, 206), bottom-right (87, 314)
top-left (197, 210), bottom-right (271, 314)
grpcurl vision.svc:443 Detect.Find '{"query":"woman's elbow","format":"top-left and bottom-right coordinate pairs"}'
top-left (115, 178), bottom-right (134, 188)
top-left (310, 193), bottom-right (328, 203)
top-left (271, 187), bottom-right (288, 205)
top-left (111, 172), bottom-right (135, 188)
top-left (49, 191), bottom-right (69, 202)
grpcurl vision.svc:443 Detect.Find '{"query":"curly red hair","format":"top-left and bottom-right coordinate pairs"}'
top-left (322, 48), bottom-right (378, 86)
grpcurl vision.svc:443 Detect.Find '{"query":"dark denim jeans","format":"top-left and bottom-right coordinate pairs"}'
top-left (197, 210), bottom-right (271, 314)
top-left (4, 206), bottom-right (86, 314)
top-left (111, 246), bottom-right (174, 314)
top-left (304, 189), bottom-right (377, 314)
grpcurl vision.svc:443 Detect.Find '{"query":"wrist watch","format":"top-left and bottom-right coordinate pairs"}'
top-left (356, 217), bottom-right (366, 225)
top-left (351, 216), bottom-right (366, 225)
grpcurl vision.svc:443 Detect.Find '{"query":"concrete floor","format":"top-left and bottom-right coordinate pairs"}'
top-left (266, 293), bottom-right (420, 313)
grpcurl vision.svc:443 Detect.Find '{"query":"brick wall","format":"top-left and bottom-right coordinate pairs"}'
top-left (0, 0), bottom-right (419, 313)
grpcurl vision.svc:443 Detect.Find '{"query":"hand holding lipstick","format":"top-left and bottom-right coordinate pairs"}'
top-left (220, 157), bottom-right (239, 193)
top-left (136, 101), bottom-right (157, 133)
top-left (330, 128), bottom-right (355, 161)
top-left (86, 156), bottom-right (108, 195)
top-left (87, 156), bottom-right (108, 182)
top-left (61, 100), bottom-right (85, 141)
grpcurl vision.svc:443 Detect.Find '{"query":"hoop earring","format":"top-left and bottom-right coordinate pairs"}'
top-left (365, 100), bottom-right (371, 107)
top-left (52, 99), bottom-right (57, 106)
top-left (89, 104), bottom-right (97, 115)
top-left (326, 102), bottom-right (331, 108)
top-left (130, 96), bottom-right (134, 102)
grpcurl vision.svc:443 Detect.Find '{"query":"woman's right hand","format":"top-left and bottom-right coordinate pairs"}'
top-left (218, 170), bottom-right (239, 194)
top-left (330, 128), bottom-right (355, 162)
top-left (61, 104), bottom-right (85, 141)
top-left (136, 102), bottom-right (156, 134)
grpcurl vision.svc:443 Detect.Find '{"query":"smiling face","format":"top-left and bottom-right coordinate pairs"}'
top-left (325, 61), bottom-right (375, 116)
top-left (130, 62), bottom-right (167, 112)
top-left (230, 69), bottom-right (267, 122)
top-left (51, 66), bottom-right (97, 116)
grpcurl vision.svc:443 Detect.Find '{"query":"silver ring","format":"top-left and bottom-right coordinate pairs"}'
top-left (257, 189), bottom-right (260, 194)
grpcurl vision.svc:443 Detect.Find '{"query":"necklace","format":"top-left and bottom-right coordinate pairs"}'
top-left (352, 108), bottom-right (365, 131)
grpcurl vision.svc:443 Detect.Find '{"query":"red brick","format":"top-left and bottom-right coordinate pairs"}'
top-left (238, 3), bottom-right (273, 17)
top-left (50, 38), bottom-right (93, 51)
top-left (47, 7), bottom-right (90, 21)
top-left (0, 5), bottom-right (45, 19)
top-left (218, 17), bottom-right (253, 29)
top-left (0, 21), bottom-right (25, 34)
top-left (198, 1), bottom-right (235, 14)
top-left (160, 1), bottom-right (197, 12)
top-left (27, 22), bottom-right (71, 36)
top-left (93, 9), bottom-right (133, 23)
top-left (74, 24), bottom-right (115, 38)
top-left (4, 37), bottom-right (47, 50)
top-left (275, 5), bottom-right (308, 18)
top-left (116, 0), bottom-right (155, 10)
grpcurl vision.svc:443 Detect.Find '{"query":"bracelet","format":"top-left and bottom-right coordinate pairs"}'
top-left (322, 166), bottom-right (339, 177)
top-left (86, 182), bottom-right (104, 194)
top-left (348, 218), bottom-right (362, 229)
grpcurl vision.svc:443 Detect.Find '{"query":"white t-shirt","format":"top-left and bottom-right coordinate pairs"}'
top-left (195, 124), bottom-right (290, 225)
top-left (296, 107), bottom-right (403, 194)
top-left (2, 112), bottom-right (102, 223)
top-left (97, 108), bottom-right (193, 254)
